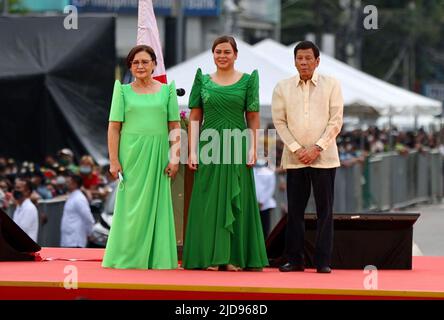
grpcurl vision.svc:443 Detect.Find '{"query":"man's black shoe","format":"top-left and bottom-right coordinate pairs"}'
top-left (279, 262), bottom-right (305, 272)
top-left (316, 266), bottom-right (332, 273)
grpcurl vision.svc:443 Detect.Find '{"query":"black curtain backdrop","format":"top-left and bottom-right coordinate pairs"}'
top-left (0, 16), bottom-right (116, 165)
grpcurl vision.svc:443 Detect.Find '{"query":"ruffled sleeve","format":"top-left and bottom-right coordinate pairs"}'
top-left (245, 69), bottom-right (259, 112)
top-left (167, 80), bottom-right (180, 121)
top-left (188, 68), bottom-right (203, 109)
top-left (108, 80), bottom-right (125, 122)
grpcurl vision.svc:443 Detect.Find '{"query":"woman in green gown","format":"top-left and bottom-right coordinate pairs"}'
top-left (182, 36), bottom-right (269, 271)
top-left (102, 45), bottom-right (180, 269)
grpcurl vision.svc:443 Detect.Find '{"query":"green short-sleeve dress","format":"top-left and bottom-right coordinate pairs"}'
top-left (102, 80), bottom-right (180, 269)
top-left (182, 69), bottom-right (268, 269)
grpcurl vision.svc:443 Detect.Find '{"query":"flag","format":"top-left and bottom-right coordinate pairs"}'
top-left (137, 0), bottom-right (167, 84)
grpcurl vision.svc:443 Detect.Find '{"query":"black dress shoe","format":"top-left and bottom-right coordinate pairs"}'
top-left (316, 266), bottom-right (332, 273)
top-left (279, 262), bottom-right (305, 272)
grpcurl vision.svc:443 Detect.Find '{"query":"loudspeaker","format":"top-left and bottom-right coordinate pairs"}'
top-left (266, 212), bottom-right (420, 270)
top-left (0, 209), bottom-right (41, 261)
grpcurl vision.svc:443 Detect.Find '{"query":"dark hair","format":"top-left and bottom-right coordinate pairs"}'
top-left (68, 174), bottom-right (83, 189)
top-left (126, 45), bottom-right (157, 69)
top-left (294, 41), bottom-right (320, 59)
top-left (16, 177), bottom-right (34, 193)
top-left (212, 35), bottom-right (238, 53)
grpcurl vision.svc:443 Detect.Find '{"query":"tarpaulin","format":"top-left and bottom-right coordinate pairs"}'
top-left (0, 16), bottom-right (116, 165)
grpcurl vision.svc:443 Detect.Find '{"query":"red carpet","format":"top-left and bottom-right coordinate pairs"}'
top-left (0, 248), bottom-right (443, 300)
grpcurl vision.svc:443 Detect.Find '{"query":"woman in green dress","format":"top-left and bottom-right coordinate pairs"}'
top-left (102, 45), bottom-right (180, 269)
top-left (182, 36), bottom-right (269, 271)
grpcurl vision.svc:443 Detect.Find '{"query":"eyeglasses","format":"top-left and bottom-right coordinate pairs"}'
top-left (131, 60), bottom-right (152, 67)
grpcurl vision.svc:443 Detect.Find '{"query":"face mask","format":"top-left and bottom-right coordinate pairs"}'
top-left (13, 190), bottom-right (24, 200)
top-left (79, 166), bottom-right (92, 175)
top-left (56, 176), bottom-right (66, 185)
top-left (59, 159), bottom-right (70, 166)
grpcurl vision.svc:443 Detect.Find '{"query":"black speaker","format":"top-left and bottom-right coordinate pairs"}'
top-left (0, 209), bottom-right (41, 261)
top-left (266, 212), bottom-right (420, 270)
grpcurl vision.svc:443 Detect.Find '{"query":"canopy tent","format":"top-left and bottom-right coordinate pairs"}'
top-left (254, 39), bottom-right (442, 117)
top-left (0, 16), bottom-right (115, 165)
top-left (167, 38), bottom-right (441, 125)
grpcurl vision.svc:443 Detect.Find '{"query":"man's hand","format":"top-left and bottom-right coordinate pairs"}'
top-left (295, 147), bottom-right (306, 159)
top-left (298, 145), bottom-right (321, 165)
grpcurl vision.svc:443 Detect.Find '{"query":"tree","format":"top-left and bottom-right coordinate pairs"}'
top-left (280, 0), bottom-right (444, 91)
top-left (1, 0), bottom-right (28, 14)
top-left (281, 0), bottom-right (343, 45)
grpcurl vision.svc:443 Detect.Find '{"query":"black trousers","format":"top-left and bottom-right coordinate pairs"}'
top-left (260, 208), bottom-right (271, 240)
top-left (286, 167), bottom-right (336, 268)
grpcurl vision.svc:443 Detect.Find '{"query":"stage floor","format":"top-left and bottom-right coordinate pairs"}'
top-left (0, 248), bottom-right (443, 300)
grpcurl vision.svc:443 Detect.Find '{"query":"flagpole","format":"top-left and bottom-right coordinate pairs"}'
top-left (172, 0), bottom-right (184, 64)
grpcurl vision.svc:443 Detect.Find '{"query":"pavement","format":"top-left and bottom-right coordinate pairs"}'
top-left (405, 200), bottom-right (444, 256)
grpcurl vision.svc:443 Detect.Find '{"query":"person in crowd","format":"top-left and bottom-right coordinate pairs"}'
top-left (272, 40), bottom-right (343, 273)
top-left (0, 178), bottom-right (13, 210)
top-left (102, 45), bottom-right (180, 269)
top-left (57, 148), bottom-right (78, 173)
top-left (182, 35), bottom-right (268, 271)
top-left (60, 174), bottom-right (95, 248)
top-left (53, 172), bottom-right (68, 196)
top-left (30, 170), bottom-right (53, 200)
top-left (12, 178), bottom-right (39, 242)
top-left (78, 155), bottom-right (100, 201)
top-left (253, 158), bottom-right (277, 240)
top-left (79, 155), bottom-right (100, 190)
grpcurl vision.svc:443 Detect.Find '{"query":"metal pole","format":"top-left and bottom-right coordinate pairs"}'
top-left (173, 0), bottom-right (184, 64)
top-left (3, 0), bottom-right (9, 15)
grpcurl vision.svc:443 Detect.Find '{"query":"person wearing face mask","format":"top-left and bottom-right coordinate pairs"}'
top-left (12, 178), bottom-right (39, 242)
top-left (31, 171), bottom-right (53, 200)
top-left (53, 174), bottom-right (68, 196)
top-left (57, 148), bottom-right (78, 174)
top-left (78, 155), bottom-right (100, 190)
top-left (182, 36), bottom-right (268, 272)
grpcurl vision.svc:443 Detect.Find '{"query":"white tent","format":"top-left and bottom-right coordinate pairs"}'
top-left (167, 38), bottom-right (442, 123)
top-left (254, 39), bottom-right (442, 117)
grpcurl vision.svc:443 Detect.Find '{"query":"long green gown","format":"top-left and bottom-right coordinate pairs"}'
top-left (182, 68), bottom-right (269, 269)
top-left (102, 80), bottom-right (179, 269)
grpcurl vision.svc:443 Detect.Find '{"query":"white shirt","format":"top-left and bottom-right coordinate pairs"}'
top-left (253, 166), bottom-right (277, 211)
top-left (272, 72), bottom-right (344, 169)
top-left (60, 189), bottom-right (95, 248)
top-left (13, 198), bottom-right (39, 242)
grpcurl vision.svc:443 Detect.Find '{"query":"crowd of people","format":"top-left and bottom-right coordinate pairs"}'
top-left (0, 148), bottom-right (116, 247)
top-left (335, 126), bottom-right (444, 167)
top-left (0, 148), bottom-right (114, 211)
top-left (1, 127), bottom-right (442, 246)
